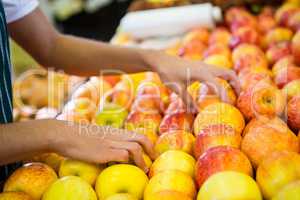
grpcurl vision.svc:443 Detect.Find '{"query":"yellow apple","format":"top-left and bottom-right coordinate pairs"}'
top-left (204, 54), bottom-right (233, 69)
top-left (42, 176), bottom-right (97, 200)
top-left (4, 163), bottom-right (57, 200)
top-left (95, 164), bottom-right (149, 200)
top-left (194, 102), bottom-right (245, 135)
top-left (0, 192), bottom-right (33, 200)
top-left (105, 193), bottom-right (138, 200)
top-left (272, 180), bottom-right (300, 200)
top-left (29, 153), bottom-right (64, 172)
top-left (256, 151), bottom-right (300, 199)
top-left (145, 191), bottom-right (193, 200)
top-left (149, 150), bottom-right (196, 178)
top-left (59, 159), bottom-right (103, 186)
top-left (154, 130), bottom-right (195, 156)
top-left (197, 171), bottom-right (262, 200)
top-left (144, 170), bottom-right (196, 200)
top-left (282, 79), bottom-right (300, 101)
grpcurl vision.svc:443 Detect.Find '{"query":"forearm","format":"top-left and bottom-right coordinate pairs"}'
top-left (8, 8), bottom-right (157, 77)
top-left (0, 119), bottom-right (58, 165)
top-left (47, 34), bottom-right (155, 76)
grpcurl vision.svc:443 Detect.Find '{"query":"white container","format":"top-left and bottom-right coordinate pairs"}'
top-left (119, 3), bottom-right (222, 39)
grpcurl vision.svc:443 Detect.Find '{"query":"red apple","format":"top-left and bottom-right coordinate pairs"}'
top-left (292, 30), bottom-right (300, 65)
top-left (274, 65), bottom-right (300, 88)
top-left (187, 79), bottom-right (237, 111)
top-left (203, 43), bottom-right (231, 59)
top-left (194, 124), bottom-right (241, 159)
top-left (111, 81), bottom-right (134, 110)
top-left (229, 26), bottom-right (260, 49)
top-left (183, 27), bottom-right (210, 45)
top-left (238, 67), bottom-right (273, 91)
top-left (288, 9), bottom-right (300, 31)
top-left (241, 117), bottom-right (299, 167)
top-left (131, 95), bottom-right (162, 115)
top-left (242, 116), bottom-right (291, 137)
top-left (256, 151), bottom-right (300, 199)
top-left (136, 84), bottom-right (171, 111)
top-left (263, 27), bottom-right (293, 49)
top-left (225, 7), bottom-right (257, 32)
top-left (266, 41), bottom-right (292, 65)
top-left (154, 130), bottom-right (195, 156)
top-left (232, 44), bottom-right (268, 73)
top-left (275, 3), bottom-right (299, 26)
top-left (287, 95), bottom-right (300, 131)
top-left (209, 27), bottom-right (231, 46)
top-left (193, 102), bottom-right (245, 136)
top-left (159, 112), bottom-right (194, 135)
top-left (258, 11), bottom-right (277, 33)
top-left (282, 79), bottom-right (300, 100)
top-left (237, 82), bottom-right (286, 120)
top-left (195, 146), bottom-right (253, 188)
top-left (179, 41), bottom-right (206, 61)
top-left (125, 111), bottom-right (162, 132)
top-left (272, 55), bottom-right (295, 75)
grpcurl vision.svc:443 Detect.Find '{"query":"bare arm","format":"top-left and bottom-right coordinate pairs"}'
top-left (8, 8), bottom-right (153, 76)
top-left (0, 119), bottom-right (155, 172)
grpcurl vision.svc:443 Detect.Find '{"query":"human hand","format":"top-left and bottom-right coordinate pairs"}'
top-left (143, 50), bottom-right (240, 111)
top-left (50, 120), bottom-right (155, 172)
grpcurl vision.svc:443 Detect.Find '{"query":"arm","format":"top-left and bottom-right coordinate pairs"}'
top-left (8, 7), bottom-right (240, 104)
top-left (0, 119), bottom-right (155, 172)
top-left (8, 8), bottom-right (153, 76)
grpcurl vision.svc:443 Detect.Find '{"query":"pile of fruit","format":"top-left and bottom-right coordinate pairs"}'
top-left (2, 0), bottom-right (300, 199)
top-left (12, 69), bottom-right (87, 121)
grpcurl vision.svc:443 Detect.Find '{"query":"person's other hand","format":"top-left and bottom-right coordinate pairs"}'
top-left (50, 120), bottom-right (155, 172)
top-left (144, 51), bottom-right (240, 111)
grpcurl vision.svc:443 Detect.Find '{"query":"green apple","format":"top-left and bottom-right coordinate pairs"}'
top-left (105, 193), bottom-right (138, 200)
top-left (95, 164), bottom-right (149, 200)
top-left (197, 171), bottom-right (262, 200)
top-left (59, 159), bottom-right (103, 186)
top-left (42, 176), bottom-right (97, 200)
top-left (94, 103), bottom-right (128, 128)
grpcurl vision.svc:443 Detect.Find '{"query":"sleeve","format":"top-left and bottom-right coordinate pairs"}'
top-left (3, 0), bottom-right (39, 23)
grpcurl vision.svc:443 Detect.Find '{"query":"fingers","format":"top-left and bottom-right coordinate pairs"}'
top-left (127, 133), bottom-right (156, 160)
top-left (109, 140), bottom-right (148, 172)
top-left (204, 76), bottom-right (231, 104)
top-left (181, 88), bottom-right (198, 114)
top-left (100, 127), bottom-right (156, 160)
top-left (102, 149), bottom-right (130, 163)
top-left (217, 70), bottom-right (241, 95)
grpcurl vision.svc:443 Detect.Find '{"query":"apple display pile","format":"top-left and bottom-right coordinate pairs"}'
top-left (2, 1), bottom-right (300, 200)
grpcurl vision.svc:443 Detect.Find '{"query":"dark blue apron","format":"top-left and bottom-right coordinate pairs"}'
top-left (0, 0), bottom-right (20, 184)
